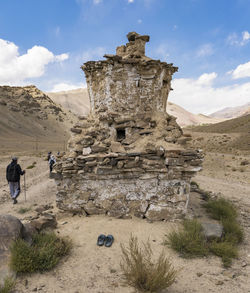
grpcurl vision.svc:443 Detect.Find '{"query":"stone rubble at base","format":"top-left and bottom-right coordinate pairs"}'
top-left (54, 32), bottom-right (203, 221)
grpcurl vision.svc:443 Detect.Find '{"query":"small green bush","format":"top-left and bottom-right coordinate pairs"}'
top-left (190, 181), bottom-right (199, 188)
top-left (0, 277), bottom-right (15, 293)
top-left (17, 207), bottom-right (31, 214)
top-left (26, 161), bottom-right (37, 169)
top-left (26, 165), bottom-right (35, 169)
top-left (222, 218), bottom-right (244, 244)
top-left (167, 219), bottom-right (208, 258)
top-left (121, 236), bottom-right (177, 292)
top-left (203, 198), bottom-right (237, 221)
top-left (167, 196), bottom-right (244, 268)
top-left (209, 241), bottom-right (238, 268)
top-left (10, 232), bottom-right (71, 273)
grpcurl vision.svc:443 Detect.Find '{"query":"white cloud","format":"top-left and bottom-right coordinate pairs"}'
top-left (128, 0), bottom-right (134, 3)
top-left (170, 72), bottom-right (250, 114)
top-left (55, 53), bottom-right (69, 62)
top-left (231, 61), bottom-right (250, 79)
top-left (80, 47), bottom-right (106, 62)
top-left (196, 44), bottom-right (214, 57)
top-left (227, 31), bottom-right (250, 46)
top-left (93, 0), bottom-right (102, 4)
top-left (0, 38), bottom-right (68, 85)
top-left (137, 19), bottom-right (142, 24)
top-left (50, 82), bottom-right (86, 92)
top-left (197, 72), bottom-right (217, 85)
top-left (242, 31), bottom-right (250, 41)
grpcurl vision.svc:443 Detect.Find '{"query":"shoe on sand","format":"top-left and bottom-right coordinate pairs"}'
top-left (105, 235), bottom-right (114, 247)
top-left (97, 234), bottom-right (106, 246)
top-left (13, 198), bottom-right (18, 204)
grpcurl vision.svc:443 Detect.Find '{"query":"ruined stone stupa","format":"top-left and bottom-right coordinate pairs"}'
top-left (54, 32), bottom-right (203, 220)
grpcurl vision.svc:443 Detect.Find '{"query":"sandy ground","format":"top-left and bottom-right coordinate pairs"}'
top-left (0, 152), bottom-right (250, 293)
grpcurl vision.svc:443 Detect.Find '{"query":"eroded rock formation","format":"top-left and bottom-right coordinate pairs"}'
top-left (54, 32), bottom-right (203, 221)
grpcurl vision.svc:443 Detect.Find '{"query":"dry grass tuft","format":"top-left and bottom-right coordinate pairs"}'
top-left (0, 277), bottom-right (15, 293)
top-left (203, 198), bottom-right (237, 221)
top-left (17, 207), bottom-right (31, 214)
top-left (209, 241), bottom-right (238, 268)
top-left (120, 235), bottom-right (177, 292)
top-left (167, 219), bottom-right (208, 258)
top-left (168, 197), bottom-right (243, 267)
top-left (222, 218), bottom-right (244, 244)
top-left (10, 232), bottom-right (71, 273)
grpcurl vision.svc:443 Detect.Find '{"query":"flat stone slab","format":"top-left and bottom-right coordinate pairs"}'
top-left (201, 221), bottom-right (223, 240)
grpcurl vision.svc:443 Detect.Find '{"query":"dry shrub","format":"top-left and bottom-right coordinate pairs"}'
top-left (10, 232), bottom-right (71, 273)
top-left (203, 198), bottom-right (237, 221)
top-left (167, 219), bottom-right (208, 258)
top-left (222, 218), bottom-right (244, 244)
top-left (17, 207), bottom-right (31, 214)
top-left (120, 235), bottom-right (177, 292)
top-left (209, 241), bottom-right (238, 268)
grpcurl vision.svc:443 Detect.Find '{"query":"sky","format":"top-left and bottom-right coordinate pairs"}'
top-left (0, 0), bottom-right (250, 114)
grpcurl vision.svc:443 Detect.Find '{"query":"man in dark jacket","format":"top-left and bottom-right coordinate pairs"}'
top-left (6, 157), bottom-right (25, 204)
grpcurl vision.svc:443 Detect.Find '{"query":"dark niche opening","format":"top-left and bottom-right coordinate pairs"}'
top-left (116, 128), bottom-right (126, 141)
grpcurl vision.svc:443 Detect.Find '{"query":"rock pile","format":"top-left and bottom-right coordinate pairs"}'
top-left (54, 32), bottom-right (203, 221)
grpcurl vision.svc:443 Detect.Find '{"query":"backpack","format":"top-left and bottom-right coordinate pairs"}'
top-left (7, 163), bottom-right (18, 182)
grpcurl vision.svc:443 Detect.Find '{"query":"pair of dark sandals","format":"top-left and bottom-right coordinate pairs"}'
top-left (97, 234), bottom-right (114, 247)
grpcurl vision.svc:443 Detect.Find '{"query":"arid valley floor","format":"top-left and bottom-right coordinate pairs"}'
top-left (0, 131), bottom-right (250, 292)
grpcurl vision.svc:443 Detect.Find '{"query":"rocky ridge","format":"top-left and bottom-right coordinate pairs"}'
top-left (0, 85), bottom-right (67, 121)
top-left (0, 85), bottom-right (77, 150)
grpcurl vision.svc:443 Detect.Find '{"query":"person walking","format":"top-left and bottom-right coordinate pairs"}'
top-left (6, 157), bottom-right (25, 204)
top-left (49, 154), bottom-right (56, 172)
top-left (47, 151), bottom-right (52, 161)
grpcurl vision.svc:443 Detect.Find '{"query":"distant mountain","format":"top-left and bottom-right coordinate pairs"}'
top-left (47, 88), bottom-right (90, 116)
top-left (191, 113), bottom-right (250, 133)
top-left (0, 85), bottom-right (76, 151)
top-left (167, 102), bottom-right (224, 127)
top-left (210, 102), bottom-right (250, 119)
top-left (47, 88), bottom-right (224, 127)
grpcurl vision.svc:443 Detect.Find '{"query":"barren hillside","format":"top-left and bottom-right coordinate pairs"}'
top-left (185, 114), bottom-right (250, 153)
top-left (0, 85), bottom-right (77, 152)
top-left (47, 88), bottom-right (90, 116)
top-left (47, 88), bottom-right (224, 127)
top-left (190, 114), bottom-right (250, 133)
top-left (167, 101), bottom-right (224, 127)
top-left (210, 102), bottom-right (250, 119)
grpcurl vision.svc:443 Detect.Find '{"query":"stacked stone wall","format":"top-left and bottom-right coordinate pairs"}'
top-left (54, 32), bottom-right (203, 220)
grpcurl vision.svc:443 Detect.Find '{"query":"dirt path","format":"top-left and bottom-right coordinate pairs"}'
top-left (0, 154), bottom-right (250, 293)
